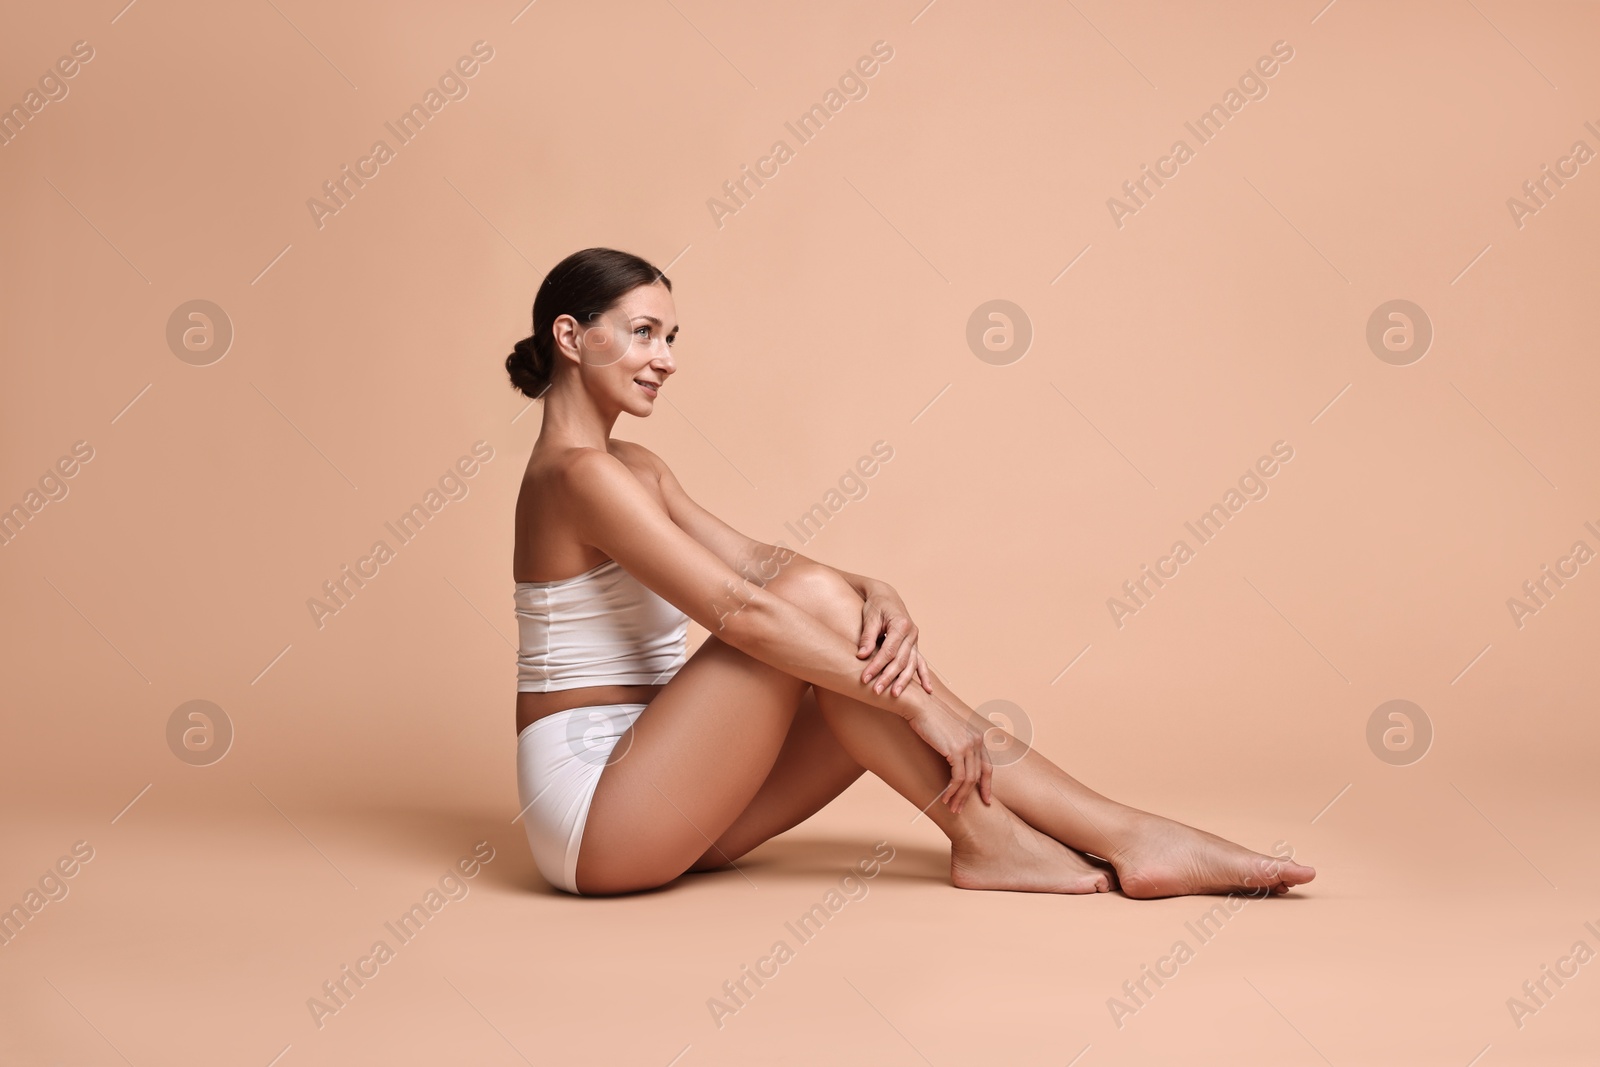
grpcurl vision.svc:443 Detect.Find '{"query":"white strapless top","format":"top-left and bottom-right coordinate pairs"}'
top-left (513, 558), bottom-right (688, 692)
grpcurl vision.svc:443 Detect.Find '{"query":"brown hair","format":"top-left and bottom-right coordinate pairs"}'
top-left (505, 247), bottom-right (672, 400)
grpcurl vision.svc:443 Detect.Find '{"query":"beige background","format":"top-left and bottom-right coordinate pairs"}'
top-left (3, 0), bottom-right (1598, 1063)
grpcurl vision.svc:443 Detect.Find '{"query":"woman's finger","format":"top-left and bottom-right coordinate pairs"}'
top-left (965, 743), bottom-right (983, 810)
top-left (861, 618), bottom-right (898, 681)
top-left (943, 739), bottom-right (964, 808)
top-left (959, 754), bottom-right (978, 814)
top-left (858, 604), bottom-right (885, 661)
top-left (880, 640), bottom-right (915, 695)
top-left (889, 656), bottom-right (918, 697)
top-left (915, 651), bottom-right (934, 693)
top-left (952, 743), bottom-right (976, 814)
top-left (972, 739), bottom-right (985, 806)
top-left (867, 619), bottom-right (910, 689)
top-left (961, 722), bottom-right (990, 812)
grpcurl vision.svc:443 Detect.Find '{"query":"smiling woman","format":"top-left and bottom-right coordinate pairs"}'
top-left (500, 246), bottom-right (1315, 902)
top-left (503, 250), bottom-right (675, 404)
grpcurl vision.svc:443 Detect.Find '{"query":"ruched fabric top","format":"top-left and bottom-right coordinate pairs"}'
top-left (514, 558), bottom-right (688, 693)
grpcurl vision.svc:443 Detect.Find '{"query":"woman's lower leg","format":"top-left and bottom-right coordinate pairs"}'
top-left (809, 688), bottom-right (1112, 893)
top-left (776, 559), bottom-right (1313, 897)
top-left (915, 667), bottom-right (1138, 857)
top-left (910, 666), bottom-right (1315, 896)
top-left (776, 561), bottom-right (1130, 855)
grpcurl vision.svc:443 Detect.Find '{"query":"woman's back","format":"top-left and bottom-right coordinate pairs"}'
top-left (512, 440), bottom-right (683, 734)
top-left (513, 440), bottom-right (661, 583)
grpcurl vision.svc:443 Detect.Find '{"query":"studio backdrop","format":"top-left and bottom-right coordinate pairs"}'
top-left (3, 1), bottom-right (1597, 1065)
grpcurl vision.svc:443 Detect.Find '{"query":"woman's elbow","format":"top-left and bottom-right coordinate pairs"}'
top-left (701, 584), bottom-right (778, 653)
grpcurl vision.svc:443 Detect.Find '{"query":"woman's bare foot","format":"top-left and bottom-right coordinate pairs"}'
top-left (1110, 812), bottom-right (1315, 899)
top-left (949, 800), bottom-right (1112, 894)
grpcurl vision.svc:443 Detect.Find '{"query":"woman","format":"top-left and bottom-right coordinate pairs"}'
top-left (509, 247), bottom-right (1316, 899)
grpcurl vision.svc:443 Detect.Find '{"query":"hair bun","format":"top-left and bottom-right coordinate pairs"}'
top-left (505, 334), bottom-right (550, 400)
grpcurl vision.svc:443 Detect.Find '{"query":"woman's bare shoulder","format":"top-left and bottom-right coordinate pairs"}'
top-left (523, 442), bottom-right (607, 485)
top-left (605, 438), bottom-right (669, 483)
top-left (606, 437), bottom-right (662, 465)
top-left (523, 441), bottom-right (665, 509)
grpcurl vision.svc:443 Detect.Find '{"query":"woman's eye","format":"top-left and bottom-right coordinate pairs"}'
top-left (635, 326), bottom-right (650, 337)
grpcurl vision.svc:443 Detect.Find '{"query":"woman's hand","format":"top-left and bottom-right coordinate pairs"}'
top-left (856, 581), bottom-right (935, 698)
top-left (904, 695), bottom-right (993, 814)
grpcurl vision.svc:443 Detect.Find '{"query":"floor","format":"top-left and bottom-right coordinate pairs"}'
top-left (7, 750), bottom-right (1596, 1066)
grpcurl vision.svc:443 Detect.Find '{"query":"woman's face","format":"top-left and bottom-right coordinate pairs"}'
top-left (567, 282), bottom-right (677, 414)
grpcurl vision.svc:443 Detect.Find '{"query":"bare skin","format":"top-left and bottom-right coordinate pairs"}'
top-left (513, 278), bottom-right (1316, 899)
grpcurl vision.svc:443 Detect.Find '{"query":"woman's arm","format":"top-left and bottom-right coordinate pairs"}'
top-left (641, 444), bottom-right (786, 584)
top-left (640, 441), bottom-right (934, 694)
top-left (561, 448), bottom-right (917, 713)
top-left (643, 446), bottom-right (931, 696)
top-left (642, 441), bottom-right (876, 595)
top-left (569, 447), bottom-right (989, 810)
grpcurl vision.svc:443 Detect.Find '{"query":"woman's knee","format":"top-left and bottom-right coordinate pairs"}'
top-left (761, 559), bottom-right (862, 633)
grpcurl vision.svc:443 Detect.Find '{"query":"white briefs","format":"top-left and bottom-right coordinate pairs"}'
top-left (515, 702), bottom-right (648, 895)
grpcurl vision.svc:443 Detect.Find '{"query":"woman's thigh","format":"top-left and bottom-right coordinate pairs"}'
top-left (576, 561), bottom-right (870, 894)
top-left (575, 631), bottom-right (812, 894)
top-left (685, 685), bottom-right (866, 873)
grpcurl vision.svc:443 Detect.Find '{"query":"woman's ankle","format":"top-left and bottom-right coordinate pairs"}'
top-left (944, 793), bottom-right (1022, 853)
top-left (1063, 799), bottom-right (1148, 861)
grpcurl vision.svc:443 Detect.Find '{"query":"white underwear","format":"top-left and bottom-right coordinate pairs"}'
top-left (515, 703), bottom-right (648, 895)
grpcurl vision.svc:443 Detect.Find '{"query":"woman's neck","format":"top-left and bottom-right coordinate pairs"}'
top-left (536, 380), bottom-right (617, 452)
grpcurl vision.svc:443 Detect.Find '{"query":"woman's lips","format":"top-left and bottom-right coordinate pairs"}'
top-left (634, 379), bottom-right (659, 397)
